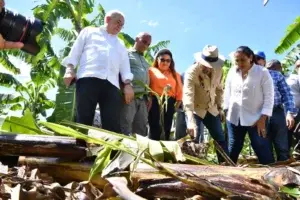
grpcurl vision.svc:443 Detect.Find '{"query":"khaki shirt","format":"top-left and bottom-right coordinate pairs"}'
top-left (183, 63), bottom-right (223, 119)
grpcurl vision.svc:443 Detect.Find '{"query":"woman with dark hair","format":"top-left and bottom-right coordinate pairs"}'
top-left (148, 49), bottom-right (183, 140)
top-left (224, 46), bottom-right (275, 164)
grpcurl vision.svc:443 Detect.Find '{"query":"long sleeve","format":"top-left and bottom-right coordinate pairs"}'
top-left (183, 70), bottom-right (195, 112)
top-left (261, 70), bottom-right (274, 116)
top-left (183, 68), bottom-right (196, 128)
top-left (175, 73), bottom-right (183, 101)
top-left (223, 68), bottom-right (232, 110)
top-left (62, 27), bottom-right (88, 67)
top-left (215, 70), bottom-right (224, 109)
top-left (119, 46), bottom-right (133, 82)
top-left (277, 74), bottom-right (297, 114)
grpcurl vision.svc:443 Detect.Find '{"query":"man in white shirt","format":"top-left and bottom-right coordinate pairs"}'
top-left (287, 60), bottom-right (300, 147)
top-left (62, 10), bottom-right (134, 133)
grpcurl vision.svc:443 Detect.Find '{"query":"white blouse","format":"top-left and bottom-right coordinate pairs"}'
top-left (223, 64), bottom-right (274, 126)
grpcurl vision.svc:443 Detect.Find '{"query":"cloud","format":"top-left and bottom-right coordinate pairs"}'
top-left (180, 21), bottom-right (184, 25)
top-left (184, 28), bottom-right (191, 32)
top-left (140, 20), bottom-right (159, 27)
top-left (148, 20), bottom-right (159, 27)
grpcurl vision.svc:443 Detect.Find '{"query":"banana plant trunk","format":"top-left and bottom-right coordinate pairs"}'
top-left (18, 156), bottom-right (298, 199)
top-left (0, 133), bottom-right (87, 159)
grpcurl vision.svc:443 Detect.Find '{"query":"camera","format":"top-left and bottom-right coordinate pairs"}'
top-left (0, 8), bottom-right (44, 55)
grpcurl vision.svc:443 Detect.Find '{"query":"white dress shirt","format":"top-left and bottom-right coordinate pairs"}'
top-left (223, 64), bottom-right (274, 126)
top-left (62, 26), bottom-right (133, 89)
top-left (287, 74), bottom-right (300, 108)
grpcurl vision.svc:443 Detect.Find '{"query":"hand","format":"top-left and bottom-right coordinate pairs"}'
top-left (175, 100), bottom-right (182, 110)
top-left (252, 115), bottom-right (267, 138)
top-left (286, 113), bottom-right (295, 130)
top-left (123, 84), bottom-right (134, 104)
top-left (186, 122), bottom-right (197, 139)
top-left (146, 97), bottom-right (152, 112)
top-left (219, 109), bottom-right (225, 123)
top-left (0, 34), bottom-right (24, 50)
top-left (63, 66), bottom-right (76, 87)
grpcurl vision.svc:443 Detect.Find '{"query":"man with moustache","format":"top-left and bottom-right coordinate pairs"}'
top-left (120, 32), bottom-right (152, 136)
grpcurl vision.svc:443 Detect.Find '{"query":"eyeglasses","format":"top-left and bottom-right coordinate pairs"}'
top-left (159, 58), bottom-right (171, 63)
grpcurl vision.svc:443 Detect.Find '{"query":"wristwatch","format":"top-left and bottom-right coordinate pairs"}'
top-left (123, 80), bottom-right (133, 86)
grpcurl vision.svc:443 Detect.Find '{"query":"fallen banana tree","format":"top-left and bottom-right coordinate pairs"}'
top-left (1, 110), bottom-right (300, 199)
top-left (17, 156), bottom-right (300, 199)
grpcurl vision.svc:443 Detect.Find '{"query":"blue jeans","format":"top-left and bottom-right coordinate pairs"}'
top-left (175, 110), bottom-right (204, 143)
top-left (268, 106), bottom-right (290, 161)
top-left (227, 121), bottom-right (275, 165)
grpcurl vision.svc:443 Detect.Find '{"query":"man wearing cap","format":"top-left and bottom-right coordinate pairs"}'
top-left (287, 60), bottom-right (300, 147)
top-left (120, 32), bottom-right (152, 136)
top-left (267, 59), bottom-right (296, 161)
top-left (254, 51), bottom-right (266, 66)
top-left (183, 45), bottom-right (229, 161)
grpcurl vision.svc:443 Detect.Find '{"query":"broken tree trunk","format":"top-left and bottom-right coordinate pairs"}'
top-left (18, 156), bottom-right (108, 189)
top-left (0, 133), bottom-right (87, 160)
top-left (18, 157), bottom-right (299, 199)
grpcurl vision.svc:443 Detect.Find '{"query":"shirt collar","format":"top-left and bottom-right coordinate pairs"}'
top-left (99, 25), bottom-right (117, 37)
top-left (129, 48), bottom-right (144, 55)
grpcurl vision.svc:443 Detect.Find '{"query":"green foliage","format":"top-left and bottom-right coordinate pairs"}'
top-left (0, 52), bottom-right (20, 75)
top-left (281, 44), bottom-right (300, 74)
top-left (275, 16), bottom-right (300, 54)
top-left (280, 186), bottom-right (300, 198)
top-left (1, 109), bottom-right (43, 134)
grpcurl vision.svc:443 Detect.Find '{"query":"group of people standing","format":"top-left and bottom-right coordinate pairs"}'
top-left (62, 9), bottom-right (300, 165)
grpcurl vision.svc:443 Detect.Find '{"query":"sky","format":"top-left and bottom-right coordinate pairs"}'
top-left (3, 0), bottom-right (300, 75)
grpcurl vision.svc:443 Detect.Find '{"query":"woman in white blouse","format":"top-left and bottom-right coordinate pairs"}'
top-left (223, 46), bottom-right (275, 164)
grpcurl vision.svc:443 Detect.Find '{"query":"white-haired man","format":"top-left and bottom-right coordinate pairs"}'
top-left (62, 10), bottom-right (134, 133)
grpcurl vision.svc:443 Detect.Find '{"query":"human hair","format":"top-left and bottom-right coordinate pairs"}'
top-left (104, 10), bottom-right (125, 21)
top-left (153, 49), bottom-right (178, 94)
top-left (235, 46), bottom-right (256, 64)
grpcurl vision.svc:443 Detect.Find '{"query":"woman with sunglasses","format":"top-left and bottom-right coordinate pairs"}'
top-left (148, 49), bottom-right (183, 140)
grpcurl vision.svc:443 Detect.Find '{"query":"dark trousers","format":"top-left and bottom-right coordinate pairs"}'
top-left (227, 121), bottom-right (275, 165)
top-left (76, 78), bottom-right (122, 133)
top-left (175, 110), bottom-right (204, 143)
top-left (195, 112), bottom-right (229, 162)
top-left (268, 106), bottom-right (290, 161)
top-left (148, 96), bottom-right (176, 140)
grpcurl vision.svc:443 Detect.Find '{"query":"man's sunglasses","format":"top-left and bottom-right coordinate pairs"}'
top-left (159, 58), bottom-right (171, 63)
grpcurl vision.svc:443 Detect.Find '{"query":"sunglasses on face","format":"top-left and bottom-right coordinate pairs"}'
top-left (159, 58), bottom-right (171, 63)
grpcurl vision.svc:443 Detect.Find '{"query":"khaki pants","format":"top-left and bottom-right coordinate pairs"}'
top-left (120, 98), bottom-right (148, 136)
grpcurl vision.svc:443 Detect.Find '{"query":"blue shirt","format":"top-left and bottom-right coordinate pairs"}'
top-left (269, 70), bottom-right (297, 114)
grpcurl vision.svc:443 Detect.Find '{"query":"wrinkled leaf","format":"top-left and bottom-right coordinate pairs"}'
top-left (160, 141), bottom-right (186, 162)
top-left (102, 139), bottom-right (137, 177)
top-left (1, 109), bottom-right (42, 134)
top-left (149, 139), bottom-right (164, 161)
top-left (89, 147), bottom-right (112, 181)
